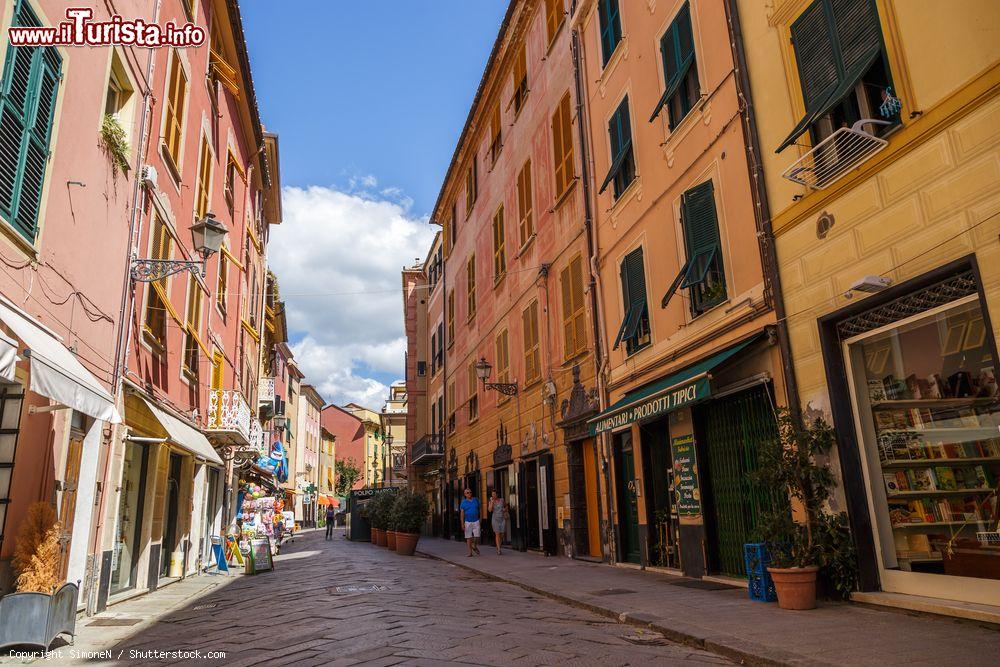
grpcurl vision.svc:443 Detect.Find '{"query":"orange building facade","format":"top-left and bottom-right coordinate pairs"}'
top-left (574, 0), bottom-right (789, 577)
top-left (410, 0), bottom-right (604, 557)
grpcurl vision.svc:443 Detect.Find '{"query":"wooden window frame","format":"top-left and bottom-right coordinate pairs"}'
top-left (517, 160), bottom-right (533, 248)
top-left (492, 205), bottom-right (506, 282)
top-left (467, 361), bottom-right (479, 423)
top-left (467, 254), bottom-right (477, 322)
top-left (561, 255), bottom-right (587, 360)
top-left (522, 301), bottom-right (541, 385)
top-left (162, 50), bottom-right (188, 177)
top-left (551, 93), bottom-right (576, 201)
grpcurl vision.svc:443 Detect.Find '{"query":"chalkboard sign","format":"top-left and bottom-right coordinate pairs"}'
top-left (671, 434), bottom-right (701, 518)
top-left (247, 537), bottom-right (273, 574)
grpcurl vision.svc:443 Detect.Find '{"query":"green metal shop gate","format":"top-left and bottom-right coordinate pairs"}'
top-left (696, 384), bottom-right (779, 578)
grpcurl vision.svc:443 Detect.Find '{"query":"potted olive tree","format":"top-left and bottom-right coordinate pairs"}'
top-left (392, 490), bottom-right (429, 556)
top-left (368, 494), bottom-right (388, 546)
top-left (753, 409), bottom-right (843, 610)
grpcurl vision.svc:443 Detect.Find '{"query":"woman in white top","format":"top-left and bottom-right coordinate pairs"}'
top-left (488, 490), bottom-right (508, 555)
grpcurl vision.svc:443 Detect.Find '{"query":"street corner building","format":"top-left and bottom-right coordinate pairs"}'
top-left (0, 0), bottom-right (288, 617)
top-left (403, 0), bottom-right (1000, 622)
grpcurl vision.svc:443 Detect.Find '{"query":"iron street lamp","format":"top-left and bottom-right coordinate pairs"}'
top-left (475, 357), bottom-right (519, 396)
top-left (131, 213), bottom-right (229, 282)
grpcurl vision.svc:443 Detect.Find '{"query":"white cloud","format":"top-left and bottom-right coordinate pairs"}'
top-left (269, 183), bottom-right (434, 408)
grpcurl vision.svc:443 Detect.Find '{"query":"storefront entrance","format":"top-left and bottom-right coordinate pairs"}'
top-left (523, 459), bottom-right (540, 550)
top-left (614, 432), bottom-right (641, 564)
top-left (159, 452), bottom-right (183, 579)
top-left (695, 384), bottom-right (778, 578)
top-left (110, 440), bottom-right (148, 596)
top-left (839, 281), bottom-right (1000, 606)
top-left (639, 419), bottom-right (678, 569)
top-left (567, 438), bottom-right (602, 558)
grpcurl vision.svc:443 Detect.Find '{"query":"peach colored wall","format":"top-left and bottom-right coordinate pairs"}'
top-left (0, 0), bottom-right (149, 561)
top-left (431, 0), bottom-right (598, 532)
top-left (576, 0), bottom-right (777, 409)
top-left (124, 0), bottom-right (267, 420)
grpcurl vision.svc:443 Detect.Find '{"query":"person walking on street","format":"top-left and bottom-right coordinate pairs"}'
top-left (325, 504), bottom-right (336, 540)
top-left (460, 488), bottom-right (481, 556)
top-left (488, 490), bottom-right (507, 555)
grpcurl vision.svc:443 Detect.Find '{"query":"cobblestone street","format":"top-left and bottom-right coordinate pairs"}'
top-left (35, 530), bottom-right (730, 666)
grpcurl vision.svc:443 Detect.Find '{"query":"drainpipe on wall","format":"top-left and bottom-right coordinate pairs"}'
top-left (723, 0), bottom-right (801, 418)
top-left (571, 20), bottom-right (615, 565)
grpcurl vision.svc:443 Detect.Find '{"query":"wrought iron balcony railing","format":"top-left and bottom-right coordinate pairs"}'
top-left (207, 389), bottom-right (252, 448)
top-left (411, 432), bottom-right (444, 465)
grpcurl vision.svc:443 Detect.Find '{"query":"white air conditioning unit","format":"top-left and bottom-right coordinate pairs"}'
top-left (141, 164), bottom-right (158, 190)
top-left (782, 119), bottom-right (891, 190)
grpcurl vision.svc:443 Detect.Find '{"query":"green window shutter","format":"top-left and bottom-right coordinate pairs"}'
top-left (791, 1), bottom-right (839, 113)
top-left (650, 4), bottom-right (697, 125)
top-left (681, 181), bottom-right (721, 290)
top-left (0, 0), bottom-right (61, 241)
top-left (613, 247), bottom-right (647, 350)
top-left (777, 0), bottom-right (884, 152)
top-left (682, 181), bottom-right (719, 257)
top-left (598, 0), bottom-right (622, 66)
top-left (832, 0), bottom-right (882, 76)
top-left (599, 96), bottom-right (634, 195)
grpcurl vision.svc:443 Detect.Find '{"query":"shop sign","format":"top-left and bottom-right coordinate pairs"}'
top-left (247, 537), bottom-right (273, 574)
top-left (671, 434), bottom-right (701, 519)
top-left (591, 377), bottom-right (709, 435)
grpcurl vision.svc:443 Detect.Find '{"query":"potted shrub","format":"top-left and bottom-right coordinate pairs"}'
top-left (366, 495), bottom-right (383, 546)
top-left (392, 490), bottom-right (429, 556)
top-left (753, 409), bottom-right (847, 610)
top-left (371, 493), bottom-right (392, 547)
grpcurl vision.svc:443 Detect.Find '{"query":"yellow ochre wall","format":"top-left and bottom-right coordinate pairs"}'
top-left (737, 0), bottom-right (1000, 419)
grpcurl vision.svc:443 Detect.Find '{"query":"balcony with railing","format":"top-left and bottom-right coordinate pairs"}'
top-left (207, 389), bottom-right (252, 447)
top-left (411, 432), bottom-right (444, 466)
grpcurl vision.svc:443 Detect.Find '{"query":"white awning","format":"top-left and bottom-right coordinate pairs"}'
top-left (140, 396), bottom-right (223, 466)
top-left (0, 329), bottom-right (17, 383)
top-left (0, 299), bottom-right (120, 423)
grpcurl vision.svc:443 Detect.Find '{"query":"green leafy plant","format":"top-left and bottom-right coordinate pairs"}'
top-left (752, 409), bottom-right (838, 570)
top-left (368, 492), bottom-right (395, 530)
top-left (334, 457), bottom-right (361, 497)
top-left (814, 511), bottom-right (858, 600)
top-left (100, 114), bottom-right (130, 175)
top-left (390, 490), bottom-right (430, 534)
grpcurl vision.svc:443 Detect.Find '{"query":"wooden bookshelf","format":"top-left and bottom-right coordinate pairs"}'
top-left (871, 397), bottom-right (1000, 410)
top-left (882, 456), bottom-right (1000, 468)
top-left (887, 488), bottom-right (994, 498)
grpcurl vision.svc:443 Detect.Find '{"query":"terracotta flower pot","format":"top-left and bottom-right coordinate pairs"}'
top-left (373, 528), bottom-right (386, 546)
top-left (767, 565), bottom-right (819, 610)
top-left (395, 531), bottom-right (419, 556)
top-left (386, 530), bottom-right (397, 550)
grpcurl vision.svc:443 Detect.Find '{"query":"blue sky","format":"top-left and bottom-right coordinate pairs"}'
top-left (246, 1), bottom-right (509, 406)
top-left (243, 0), bottom-right (508, 215)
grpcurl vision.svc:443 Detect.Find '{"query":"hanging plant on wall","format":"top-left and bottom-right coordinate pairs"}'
top-left (100, 114), bottom-right (130, 176)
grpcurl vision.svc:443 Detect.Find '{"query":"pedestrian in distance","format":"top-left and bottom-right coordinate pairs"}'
top-left (325, 504), bottom-right (336, 540)
top-left (488, 489), bottom-right (508, 555)
top-left (460, 488), bottom-right (481, 556)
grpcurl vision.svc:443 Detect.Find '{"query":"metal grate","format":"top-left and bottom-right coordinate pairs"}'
top-left (782, 125), bottom-right (888, 189)
top-left (837, 270), bottom-right (977, 338)
top-left (700, 385), bottom-right (781, 579)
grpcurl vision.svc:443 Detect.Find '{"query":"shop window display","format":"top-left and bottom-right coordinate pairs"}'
top-left (847, 297), bottom-right (1000, 581)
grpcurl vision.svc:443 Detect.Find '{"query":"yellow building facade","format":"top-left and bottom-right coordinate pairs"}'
top-left (737, 0), bottom-right (1000, 610)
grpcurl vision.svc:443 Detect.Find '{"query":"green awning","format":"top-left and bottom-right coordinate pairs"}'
top-left (588, 334), bottom-right (762, 435)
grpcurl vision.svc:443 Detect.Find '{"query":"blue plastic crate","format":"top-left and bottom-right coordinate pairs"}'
top-left (744, 543), bottom-right (777, 602)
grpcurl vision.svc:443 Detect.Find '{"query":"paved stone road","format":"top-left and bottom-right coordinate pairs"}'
top-left (47, 530), bottom-right (731, 666)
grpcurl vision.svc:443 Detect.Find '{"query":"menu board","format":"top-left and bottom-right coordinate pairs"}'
top-left (249, 537), bottom-right (273, 573)
top-left (671, 434), bottom-right (701, 518)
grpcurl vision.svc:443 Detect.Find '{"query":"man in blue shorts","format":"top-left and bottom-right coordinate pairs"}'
top-left (459, 488), bottom-right (481, 556)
